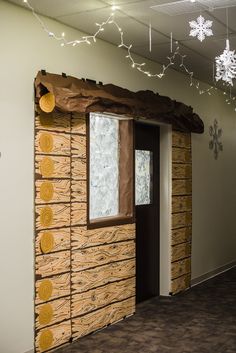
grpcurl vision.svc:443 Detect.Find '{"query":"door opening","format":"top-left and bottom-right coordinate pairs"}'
top-left (135, 122), bottom-right (160, 303)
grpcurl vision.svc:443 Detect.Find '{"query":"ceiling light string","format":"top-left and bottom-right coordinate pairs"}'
top-left (23, 0), bottom-right (236, 112)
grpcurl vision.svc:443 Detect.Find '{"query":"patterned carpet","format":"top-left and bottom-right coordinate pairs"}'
top-left (56, 267), bottom-right (236, 353)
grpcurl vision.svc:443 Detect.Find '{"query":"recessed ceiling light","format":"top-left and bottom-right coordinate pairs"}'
top-left (111, 5), bottom-right (120, 11)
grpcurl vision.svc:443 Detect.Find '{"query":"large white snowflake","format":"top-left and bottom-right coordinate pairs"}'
top-left (189, 15), bottom-right (213, 42)
top-left (215, 39), bottom-right (236, 86)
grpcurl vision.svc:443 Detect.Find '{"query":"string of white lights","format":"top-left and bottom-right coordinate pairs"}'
top-left (23, 0), bottom-right (236, 111)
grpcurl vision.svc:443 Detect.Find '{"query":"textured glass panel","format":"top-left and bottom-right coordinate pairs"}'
top-left (135, 150), bottom-right (152, 205)
top-left (90, 113), bottom-right (119, 220)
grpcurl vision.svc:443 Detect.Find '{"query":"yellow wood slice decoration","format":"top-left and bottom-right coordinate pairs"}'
top-left (40, 157), bottom-right (54, 177)
top-left (38, 279), bottom-right (53, 301)
top-left (40, 232), bottom-right (54, 253)
top-left (40, 182), bottom-right (54, 202)
top-left (39, 329), bottom-right (53, 351)
top-left (39, 303), bottom-right (53, 326)
top-left (39, 92), bottom-right (56, 113)
top-left (40, 206), bottom-right (53, 227)
top-left (39, 133), bottom-right (54, 153)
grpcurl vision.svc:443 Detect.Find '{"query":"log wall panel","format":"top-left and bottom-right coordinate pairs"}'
top-left (35, 108), bottom-right (71, 133)
top-left (72, 297), bottom-right (135, 340)
top-left (35, 273), bottom-right (70, 304)
top-left (35, 155), bottom-right (71, 179)
top-left (172, 227), bottom-right (192, 246)
top-left (172, 212), bottom-right (192, 229)
top-left (71, 224), bottom-right (135, 250)
top-left (171, 274), bottom-right (191, 294)
top-left (36, 251), bottom-right (70, 278)
top-left (72, 241), bottom-right (135, 272)
top-left (171, 131), bottom-right (192, 294)
top-left (36, 228), bottom-right (70, 255)
top-left (35, 320), bottom-right (71, 353)
top-left (71, 113), bottom-right (86, 135)
top-left (172, 131), bottom-right (191, 149)
top-left (35, 179), bottom-right (70, 205)
top-left (72, 277), bottom-right (135, 317)
top-left (35, 297), bottom-right (70, 330)
top-left (71, 135), bottom-right (86, 158)
top-left (171, 258), bottom-right (191, 279)
top-left (72, 259), bottom-right (135, 294)
top-left (172, 195), bottom-right (192, 213)
top-left (72, 158), bottom-right (86, 180)
top-left (172, 242), bottom-right (191, 262)
top-left (35, 204), bottom-right (70, 230)
top-left (172, 147), bottom-right (191, 164)
top-left (172, 179), bottom-right (192, 195)
top-left (71, 180), bottom-right (87, 202)
top-left (71, 202), bottom-right (87, 226)
top-left (35, 131), bottom-right (70, 155)
top-left (172, 164), bottom-right (192, 179)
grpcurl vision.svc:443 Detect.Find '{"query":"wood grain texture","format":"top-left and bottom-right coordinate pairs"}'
top-left (171, 274), bottom-right (191, 294)
top-left (172, 242), bottom-right (191, 262)
top-left (172, 147), bottom-right (191, 164)
top-left (172, 179), bottom-right (192, 196)
top-left (35, 107), bottom-right (71, 133)
top-left (71, 203), bottom-right (87, 226)
top-left (71, 180), bottom-right (87, 202)
top-left (35, 320), bottom-right (71, 353)
top-left (36, 228), bottom-right (70, 255)
top-left (72, 277), bottom-right (135, 317)
top-left (72, 241), bottom-right (135, 272)
top-left (71, 113), bottom-right (86, 135)
top-left (35, 204), bottom-right (70, 230)
top-left (72, 297), bottom-right (135, 339)
top-left (35, 297), bottom-right (70, 330)
top-left (36, 155), bottom-right (71, 179)
top-left (172, 164), bottom-right (192, 179)
top-left (35, 131), bottom-right (70, 155)
top-left (35, 273), bottom-right (70, 304)
top-left (36, 251), bottom-right (70, 278)
top-left (72, 157), bottom-right (86, 180)
top-left (72, 259), bottom-right (135, 294)
top-left (35, 180), bottom-right (70, 205)
top-left (172, 227), bottom-right (192, 246)
top-left (172, 212), bottom-right (192, 229)
top-left (71, 224), bottom-right (135, 250)
top-left (172, 196), bottom-right (192, 213)
top-left (71, 135), bottom-right (86, 158)
top-left (171, 257), bottom-right (191, 279)
top-left (172, 131), bottom-right (191, 149)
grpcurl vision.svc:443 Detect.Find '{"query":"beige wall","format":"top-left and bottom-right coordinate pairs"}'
top-left (0, 1), bottom-right (236, 352)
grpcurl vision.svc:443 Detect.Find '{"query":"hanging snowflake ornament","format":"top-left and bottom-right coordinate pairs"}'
top-left (189, 15), bottom-right (213, 42)
top-left (215, 39), bottom-right (236, 86)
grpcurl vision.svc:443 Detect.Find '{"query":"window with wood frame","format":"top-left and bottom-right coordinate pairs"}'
top-left (88, 113), bottom-right (134, 228)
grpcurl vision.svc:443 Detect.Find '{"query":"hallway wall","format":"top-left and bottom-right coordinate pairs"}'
top-left (0, 1), bottom-right (236, 352)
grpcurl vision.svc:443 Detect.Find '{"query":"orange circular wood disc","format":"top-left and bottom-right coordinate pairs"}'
top-left (40, 157), bottom-right (55, 177)
top-left (39, 133), bottom-right (54, 153)
top-left (38, 279), bottom-right (53, 301)
top-left (39, 329), bottom-right (53, 351)
top-left (39, 92), bottom-right (56, 113)
top-left (40, 231), bottom-right (54, 253)
top-left (39, 303), bottom-right (53, 326)
top-left (40, 182), bottom-right (54, 202)
top-left (40, 206), bottom-right (53, 227)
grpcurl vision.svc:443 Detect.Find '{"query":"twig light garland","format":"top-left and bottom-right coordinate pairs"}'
top-left (23, 0), bottom-right (236, 112)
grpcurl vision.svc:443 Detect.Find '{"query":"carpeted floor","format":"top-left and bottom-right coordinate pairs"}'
top-left (56, 267), bottom-right (236, 353)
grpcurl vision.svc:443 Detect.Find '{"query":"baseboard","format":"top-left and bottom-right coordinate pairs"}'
top-left (191, 260), bottom-right (236, 287)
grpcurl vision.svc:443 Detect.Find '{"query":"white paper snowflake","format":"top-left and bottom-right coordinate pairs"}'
top-left (189, 15), bottom-right (213, 42)
top-left (215, 39), bottom-right (236, 86)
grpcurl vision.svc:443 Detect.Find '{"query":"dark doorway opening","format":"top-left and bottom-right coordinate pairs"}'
top-left (135, 122), bottom-right (160, 303)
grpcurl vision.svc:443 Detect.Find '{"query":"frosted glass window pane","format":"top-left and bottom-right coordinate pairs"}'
top-left (135, 150), bottom-right (152, 205)
top-left (90, 113), bottom-right (119, 220)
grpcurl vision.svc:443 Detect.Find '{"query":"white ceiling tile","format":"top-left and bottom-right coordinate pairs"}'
top-left (9, 0), bottom-right (107, 18)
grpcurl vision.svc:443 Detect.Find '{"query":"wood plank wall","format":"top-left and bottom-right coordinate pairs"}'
top-left (34, 107), bottom-right (135, 352)
top-left (171, 131), bottom-right (192, 294)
